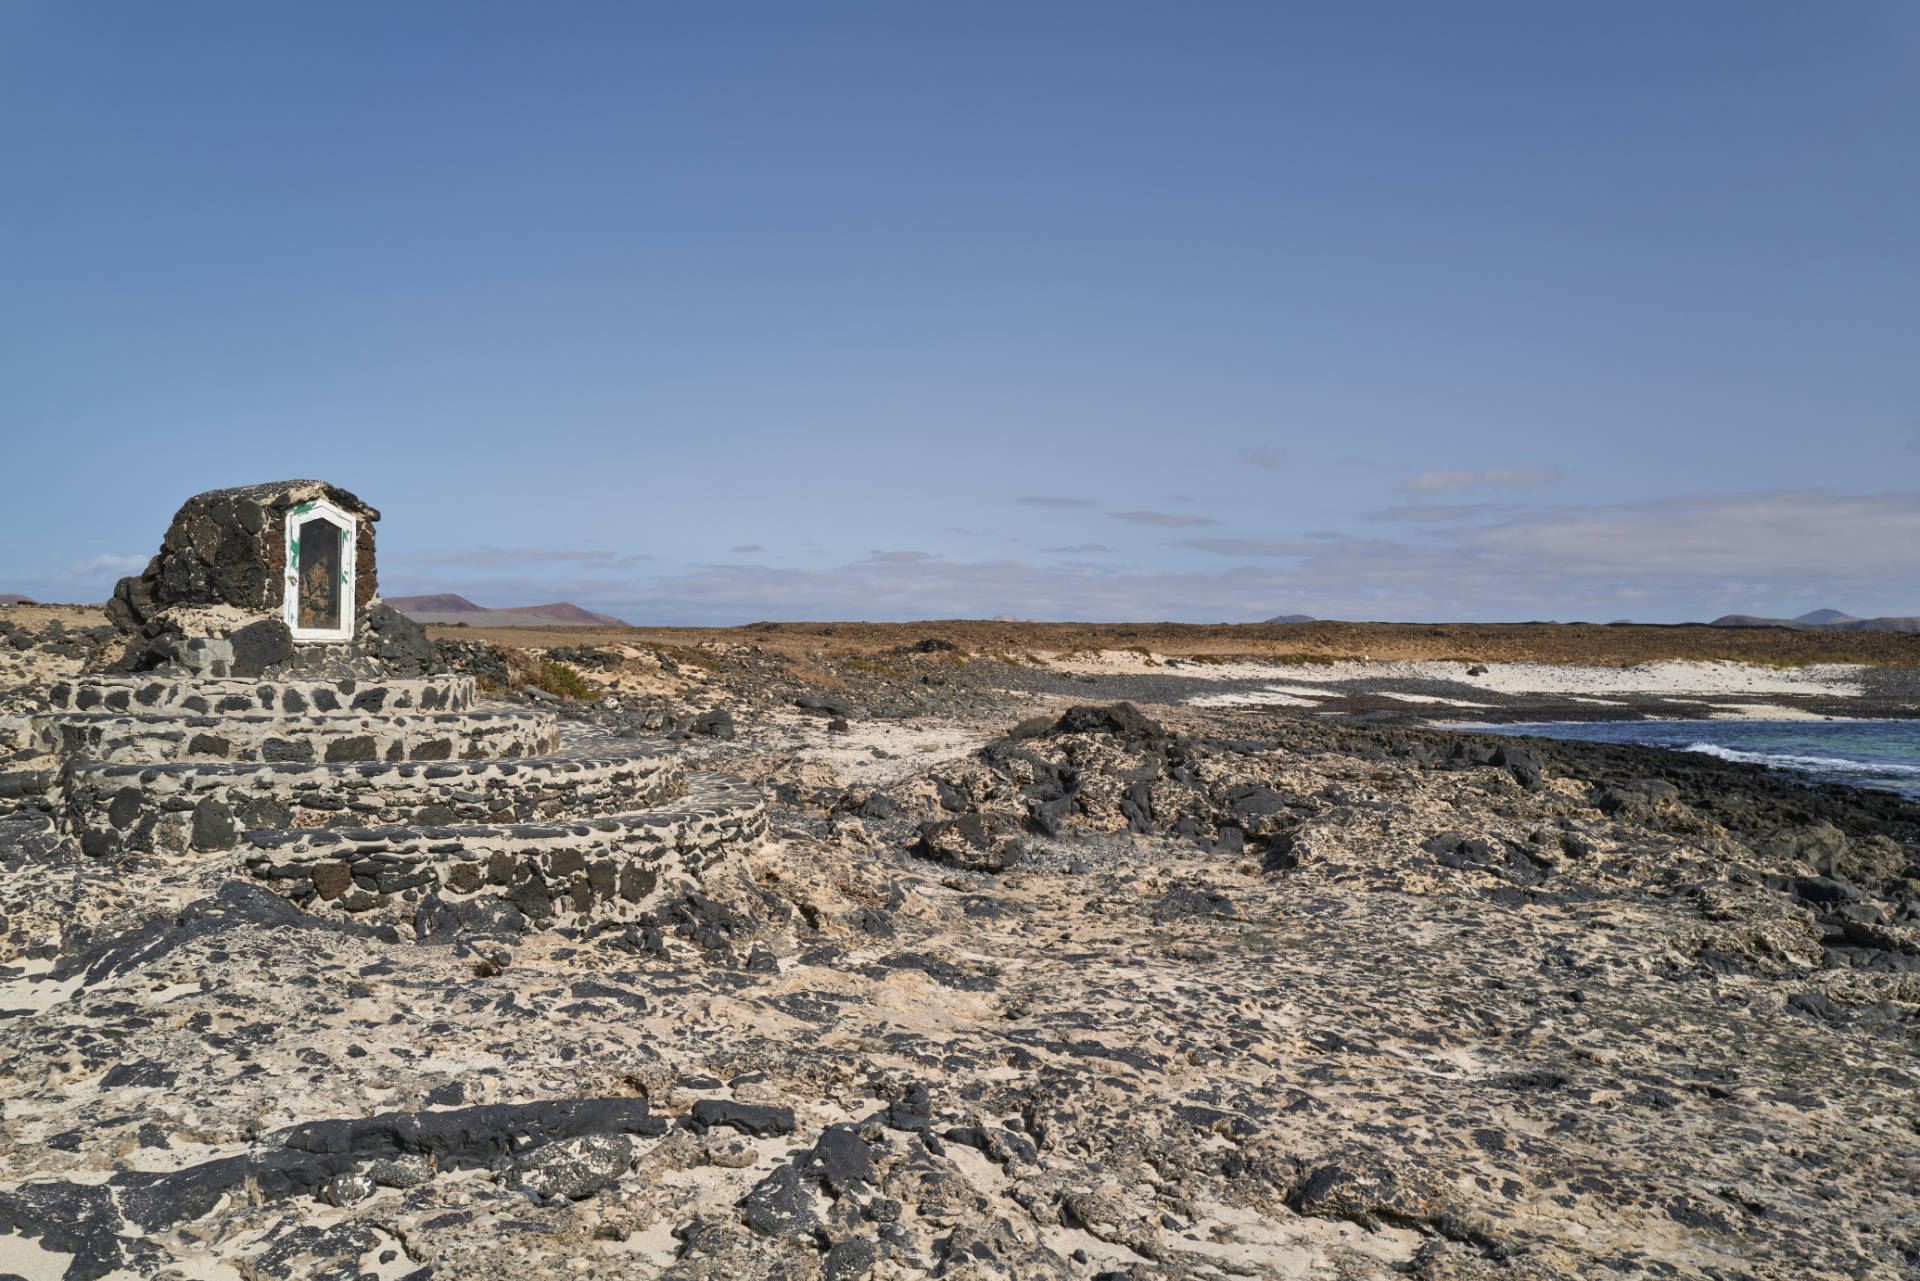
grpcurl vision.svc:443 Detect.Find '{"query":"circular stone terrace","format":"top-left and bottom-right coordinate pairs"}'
top-left (15, 670), bottom-right (766, 927)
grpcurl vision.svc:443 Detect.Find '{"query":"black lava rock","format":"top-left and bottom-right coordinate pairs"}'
top-left (1049, 702), bottom-right (1167, 744)
top-left (690, 1100), bottom-right (797, 1137)
top-left (359, 601), bottom-right (436, 677)
top-left (228, 619), bottom-right (294, 678)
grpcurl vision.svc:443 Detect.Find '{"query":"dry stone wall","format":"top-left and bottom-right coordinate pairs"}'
top-left (63, 742), bottom-right (685, 856)
top-left (12, 480), bottom-right (769, 931)
top-left (244, 774), bottom-right (768, 922)
top-left (30, 707), bottom-right (556, 767)
top-left (48, 675), bottom-right (473, 715)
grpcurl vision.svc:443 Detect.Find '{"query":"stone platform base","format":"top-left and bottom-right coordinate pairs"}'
top-left (243, 773), bottom-right (768, 923)
top-left (30, 706), bottom-right (556, 766)
top-left (0, 764), bottom-right (57, 820)
top-left (15, 657), bottom-right (770, 929)
top-left (62, 738), bottom-right (685, 856)
top-left (47, 674), bottom-right (474, 715)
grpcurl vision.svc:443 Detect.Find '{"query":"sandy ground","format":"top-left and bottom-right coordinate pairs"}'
top-left (755, 712), bottom-right (997, 789)
top-left (1163, 658), bottom-right (1867, 710)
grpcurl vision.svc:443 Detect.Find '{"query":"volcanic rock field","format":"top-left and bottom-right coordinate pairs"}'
top-left (3, 611), bottom-right (1919, 1280)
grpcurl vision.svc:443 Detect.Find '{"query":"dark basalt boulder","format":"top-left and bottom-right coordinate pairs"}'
top-left (690, 1099), bottom-right (797, 1136)
top-left (357, 600), bottom-right (435, 677)
top-left (913, 813), bottom-right (1024, 873)
top-left (228, 618), bottom-right (295, 677)
top-left (739, 1162), bottom-right (821, 1244)
top-left (512, 1133), bottom-right (634, 1201)
top-left (1049, 701), bottom-right (1167, 744)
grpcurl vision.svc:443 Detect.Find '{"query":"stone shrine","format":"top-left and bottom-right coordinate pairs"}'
top-left (7, 481), bottom-right (765, 931)
top-left (100, 479), bottom-right (429, 678)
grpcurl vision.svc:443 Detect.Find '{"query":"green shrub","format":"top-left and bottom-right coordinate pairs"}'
top-left (532, 660), bottom-right (598, 700)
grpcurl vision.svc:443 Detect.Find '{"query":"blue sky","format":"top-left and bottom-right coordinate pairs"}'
top-left (3, 2), bottom-right (1916, 623)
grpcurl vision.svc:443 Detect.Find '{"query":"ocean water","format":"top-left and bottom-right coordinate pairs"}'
top-left (1474, 719), bottom-right (1920, 802)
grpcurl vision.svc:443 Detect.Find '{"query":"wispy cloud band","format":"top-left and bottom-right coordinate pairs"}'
top-left (1110, 511), bottom-right (1221, 527)
top-left (350, 490), bottom-right (1920, 626)
top-left (1399, 466), bottom-right (1560, 494)
top-left (395, 546), bottom-right (654, 568)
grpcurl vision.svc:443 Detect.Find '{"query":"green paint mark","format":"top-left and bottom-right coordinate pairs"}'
top-left (291, 501), bottom-right (316, 515)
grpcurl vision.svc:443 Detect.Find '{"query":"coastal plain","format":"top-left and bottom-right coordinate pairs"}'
top-left (3, 607), bottom-right (1919, 1280)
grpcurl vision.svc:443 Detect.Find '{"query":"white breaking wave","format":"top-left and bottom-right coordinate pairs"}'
top-left (1680, 742), bottom-right (1920, 777)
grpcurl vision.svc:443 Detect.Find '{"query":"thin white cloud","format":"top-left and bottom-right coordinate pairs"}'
top-left (1446, 490), bottom-right (1920, 578)
top-left (379, 490), bottom-right (1920, 626)
top-left (1039, 543), bottom-right (1115, 555)
top-left (1110, 511), bottom-right (1221, 527)
top-left (729, 544), bottom-right (765, 554)
top-left (1369, 503), bottom-right (1519, 522)
top-left (1014, 496), bottom-right (1099, 508)
top-left (1399, 466), bottom-right (1560, 494)
top-left (1176, 539), bottom-right (1318, 557)
top-left (68, 553), bottom-right (148, 577)
top-left (1237, 447), bottom-right (1286, 472)
top-left (577, 489), bottom-right (1919, 623)
top-left (399, 546), bottom-right (653, 568)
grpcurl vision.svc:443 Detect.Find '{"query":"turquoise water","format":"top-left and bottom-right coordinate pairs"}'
top-left (1475, 719), bottom-right (1920, 802)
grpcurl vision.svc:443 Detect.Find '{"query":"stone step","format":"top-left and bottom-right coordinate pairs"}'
top-left (0, 766), bottom-right (60, 819)
top-left (0, 715), bottom-right (46, 774)
top-left (242, 773), bottom-right (769, 923)
top-left (46, 674), bottom-right (474, 715)
top-left (30, 706), bottom-right (555, 766)
top-left (63, 737), bottom-right (683, 856)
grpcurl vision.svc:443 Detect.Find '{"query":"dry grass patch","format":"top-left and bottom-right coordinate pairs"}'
top-left (631, 641), bottom-right (720, 672)
top-left (844, 657), bottom-right (909, 679)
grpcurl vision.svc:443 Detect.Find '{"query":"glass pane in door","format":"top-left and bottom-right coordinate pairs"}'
top-left (297, 516), bottom-right (343, 631)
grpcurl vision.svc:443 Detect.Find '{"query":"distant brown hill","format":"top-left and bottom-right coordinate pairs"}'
top-left (0, 594), bottom-right (38, 606)
top-left (387, 593), bottom-right (483, 614)
top-left (386, 593), bottom-right (629, 628)
top-left (502, 601), bottom-right (629, 626)
top-left (1709, 613), bottom-right (1920, 633)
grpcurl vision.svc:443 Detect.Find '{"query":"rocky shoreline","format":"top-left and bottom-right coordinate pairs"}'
top-left (3, 613), bottom-right (1918, 1280)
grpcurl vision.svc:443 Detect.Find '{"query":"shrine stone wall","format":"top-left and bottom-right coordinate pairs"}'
top-left (98, 480), bottom-right (433, 678)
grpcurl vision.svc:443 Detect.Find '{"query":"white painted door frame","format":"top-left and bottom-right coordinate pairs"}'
top-left (282, 499), bottom-right (357, 642)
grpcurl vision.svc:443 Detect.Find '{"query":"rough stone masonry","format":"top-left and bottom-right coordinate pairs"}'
top-left (1, 480), bottom-right (767, 927)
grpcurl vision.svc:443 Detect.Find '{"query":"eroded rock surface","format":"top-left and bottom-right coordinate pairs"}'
top-left (3, 628), bottom-right (1918, 1280)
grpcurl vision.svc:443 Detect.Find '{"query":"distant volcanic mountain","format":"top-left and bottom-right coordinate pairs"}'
top-left (1263, 614), bottom-right (1317, 624)
top-left (497, 601), bottom-right (630, 626)
top-left (386, 593), bottom-right (483, 615)
top-left (385, 593), bottom-right (629, 628)
top-left (1709, 610), bottom-right (1918, 633)
top-left (0, 594), bottom-right (38, 606)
